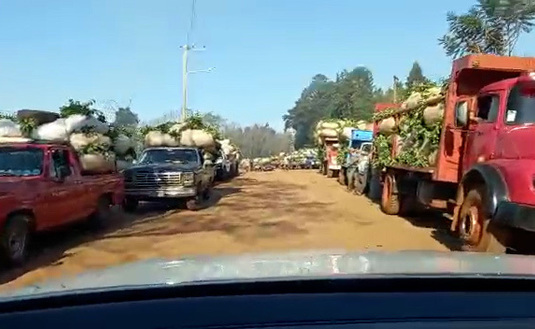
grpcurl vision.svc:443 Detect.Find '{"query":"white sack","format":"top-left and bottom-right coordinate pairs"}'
top-left (342, 127), bottom-right (354, 140)
top-left (116, 159), bottom-right (132, 171)
top-left (318, 128), bottom-right (338, 138)
top-left (144, 131), bottom-right (179, 147)
top-left (32, 119), bottom-right (68, 141)
top-left (402, 92), bottom-right (423, 110)
top-left (0, 119), bottom-right (22, 138)
top-left (377, 117), bottom-right (396, 135)
top-left (320, 121), bottom-right (340, 129)
top-left (423, 103), bottom-right (445, 127)
top-left (65, 114), bottom-right (109, 134)
top-left (113, 134), bottom-right (134, 155)
top-left (355, 120), bottom-right (367, 130)
top-left (79, 153), bottom-right (116, 174)
top-left (69, 133), bottom-right (111, 152)
top-left (0, 137), bottom-right (32, 143)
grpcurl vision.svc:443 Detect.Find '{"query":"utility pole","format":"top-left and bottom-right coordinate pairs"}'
top-left (180, 44), bottom-right (213, 121)
top-left (393, 75), bottom-right (399, 103)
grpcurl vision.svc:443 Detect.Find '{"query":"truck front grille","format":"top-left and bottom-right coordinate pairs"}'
top-left (125, 171), bottom-right (184, 188)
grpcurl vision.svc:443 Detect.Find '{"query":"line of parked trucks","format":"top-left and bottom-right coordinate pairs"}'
top-left (318, 53), bottom-right (535, 254)
top-left (0, 116), bottom-right (241, 266)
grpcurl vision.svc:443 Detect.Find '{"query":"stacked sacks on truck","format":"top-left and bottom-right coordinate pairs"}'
top-left (0, 110), bottom-right (138, 174)
top-left (372, 82), bottom-right (446, 169)
top-left (141, 114), bottom-right (221, 161)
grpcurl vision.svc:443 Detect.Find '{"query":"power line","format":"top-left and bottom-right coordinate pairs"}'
top-left (186, 0), bottom-right (197, 45)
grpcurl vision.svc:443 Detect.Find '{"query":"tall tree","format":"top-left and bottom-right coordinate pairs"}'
top-left (439, 0), bottom-right (535, 58)
top-left (406, 62), bottom-right (427, 88)
top-left (114, 107), bottom-right (139, 127)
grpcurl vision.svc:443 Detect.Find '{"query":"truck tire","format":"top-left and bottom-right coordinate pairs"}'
top-left (458, 189), bottom-right (507, 253)
top-left (354, 169), bottom-right (369, 196)
top-left (123, 198), bottom-right (139, 213)
top-left (91, 196), bottom-right (112, 228)
top-left (202, 185), bottom-right (212, 201)
top-left (381, 173), bottom-right (400, 215)
top-left (0, 214), bottom-right (30, 266)
top-left (327, 169), bottom-right (334, 178)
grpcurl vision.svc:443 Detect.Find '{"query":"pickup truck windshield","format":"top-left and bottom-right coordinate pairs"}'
top-left (139, 149), bottom-right (199, 164)
top-left (0, 147), bottom-right (44, 176)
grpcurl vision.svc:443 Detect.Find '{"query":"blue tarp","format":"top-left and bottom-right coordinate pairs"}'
top-left (351, 129), bottom-right (373, 142)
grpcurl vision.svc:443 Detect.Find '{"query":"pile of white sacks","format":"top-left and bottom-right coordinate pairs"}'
top-left (0, 114), bottom-right (137, 173)
top-left (144, 122), bottom-right (218, 157)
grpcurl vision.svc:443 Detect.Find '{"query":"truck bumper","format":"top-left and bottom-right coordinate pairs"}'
top-left (328, 165), bottom-right (341, 171)
top-left (125, 187), bottom-right (197, 199)
top-left (494, 201), bottom-right (535, 232)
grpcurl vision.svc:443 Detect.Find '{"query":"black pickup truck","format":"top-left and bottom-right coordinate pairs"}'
top-left (122, 147), bottom-right (215, 211)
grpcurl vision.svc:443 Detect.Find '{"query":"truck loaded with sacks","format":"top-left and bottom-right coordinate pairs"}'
top-left (315, 119), bottom-right (373, 178)
top-left (122, 114), bottom-right (222, 211)
top-left (373, 54), bottom-right (535, 253)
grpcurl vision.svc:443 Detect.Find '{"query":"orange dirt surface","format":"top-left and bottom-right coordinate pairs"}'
top-left (0, 170), bottom-right (457, 291)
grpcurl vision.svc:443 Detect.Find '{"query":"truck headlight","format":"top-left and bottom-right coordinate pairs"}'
top-left (183, 172), bottom-right (195, 186)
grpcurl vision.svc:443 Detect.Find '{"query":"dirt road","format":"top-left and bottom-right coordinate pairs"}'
top-left (0, 170), bottom-right (456, 290)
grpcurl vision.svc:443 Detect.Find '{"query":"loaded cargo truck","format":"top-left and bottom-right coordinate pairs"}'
top-left (320, 138), bottom-right (340, 178)
top-left (338, 129), bottom-right (373, 187)
top-left (375, 54), bottom-right (535, 253)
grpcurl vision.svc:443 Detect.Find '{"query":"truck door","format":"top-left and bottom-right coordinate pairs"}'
top-left (46, 148), bottom-right (84, 225)
top-left (462, 92), bottom-right (502, 171)
top-left (439, 97), bottom-right (473, 182)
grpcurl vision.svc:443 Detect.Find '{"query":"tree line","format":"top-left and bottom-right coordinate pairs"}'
top-left (283, 0), bottom-right (535, 149)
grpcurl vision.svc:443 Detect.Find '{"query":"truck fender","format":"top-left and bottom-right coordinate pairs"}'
top-left (460, 164), bottom-right (509, 218)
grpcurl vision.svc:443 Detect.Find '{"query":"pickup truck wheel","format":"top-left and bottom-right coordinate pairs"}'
top-left (458, 189), bottom-right (507, 253)
top-left (381, 173), bottom-right (400, 215)
top-left (91, 196), bottom-right (112, 228)
top-left (123, 198), bottom-right (139, 213)
top-left (186, 198), bottom-right (199, 211)
top-left (202, 186), bottom-right (212, 200)
top-left (0, 214), bottom-right (30, 265)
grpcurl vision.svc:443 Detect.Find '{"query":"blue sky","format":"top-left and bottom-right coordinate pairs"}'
top-left (2, 0), bottom-right (535, 131)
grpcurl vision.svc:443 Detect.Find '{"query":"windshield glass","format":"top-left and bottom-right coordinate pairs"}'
top-left (0, 147), bottom-right (43, 177)
top-left (7, 0), bottom-right (535, 301)
top-left (505, 83), bottom-right (535, 125)
top-left (138, 149), bottom-right (199, 164)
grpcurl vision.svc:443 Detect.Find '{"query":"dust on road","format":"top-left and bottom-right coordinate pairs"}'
top-left (0, 170), bottom-right (454, 290)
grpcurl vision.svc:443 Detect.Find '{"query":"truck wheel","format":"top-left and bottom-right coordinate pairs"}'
top-left (202, 185), bottom-right (212, 200)
top-left (0, 214), bottom-right (30, 266)
top-left (91, 196), bottom-right (112, 228)
top-left (327, 169), bottom-right (334, 178)
top-left (458, 189), bottom-right (506, 253)
top-left (123, 198), bottom-right (139, 213)
top-left (354, 170), bottom-right (369, 196)
top-left (381, 173), bottom-right (400, 215)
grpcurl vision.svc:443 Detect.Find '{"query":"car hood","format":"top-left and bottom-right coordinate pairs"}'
top-left (3, 250), bottom-right (535, 299)
top-left (126, 162), bottom-right (200, 172)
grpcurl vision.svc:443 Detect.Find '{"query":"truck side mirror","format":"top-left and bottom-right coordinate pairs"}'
top-left (455, 101), bottom-right (469, 127)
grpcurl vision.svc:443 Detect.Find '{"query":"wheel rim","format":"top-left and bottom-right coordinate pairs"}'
top-left (460, 205), bottom-right (482, 245)
top-left (8, 226), bottom-right (26, 259)
top-left (382, 175), bottom-right (392, 206)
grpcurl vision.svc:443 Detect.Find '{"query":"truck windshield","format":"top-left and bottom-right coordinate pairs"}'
top-left (505, 83), bottom-right (535, 125)
top-left (0, 147), bottom-right (44, 176)
top-left (139, 149), bottom-right (199, 164)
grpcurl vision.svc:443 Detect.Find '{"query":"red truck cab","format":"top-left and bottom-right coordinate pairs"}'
top-left (378, 54), bottom-right (535, 253)
top-left (0, 141), bottom-right (124, 265)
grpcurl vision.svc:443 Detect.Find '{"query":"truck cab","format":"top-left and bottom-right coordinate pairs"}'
top-left (376, 54), bottom-right (535, 253)
top-left (0, 141), bottom-right (124, 265)
top-left (122, 147), bottom-right (215, 212)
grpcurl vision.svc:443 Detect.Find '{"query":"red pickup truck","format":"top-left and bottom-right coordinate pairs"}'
top-left (0, 141), bottom-right (124, 265)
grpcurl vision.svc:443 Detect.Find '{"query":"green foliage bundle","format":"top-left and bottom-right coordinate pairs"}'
top-left (372, 80), bottom-right (445, 169)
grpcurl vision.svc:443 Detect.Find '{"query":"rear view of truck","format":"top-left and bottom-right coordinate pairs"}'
top-left (373, 54), bottom-right (535, 253)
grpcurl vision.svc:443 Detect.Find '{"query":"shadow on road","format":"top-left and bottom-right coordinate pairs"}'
top-left (402, 211), bottom-right (463, 251)
top-left (0, 183), bottom-right (242, 286)
top-left (101, 176), bottom-right (331, 242)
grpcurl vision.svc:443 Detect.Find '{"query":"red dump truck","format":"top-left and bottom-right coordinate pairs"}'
top-left (0, 141), bottom-right (124, 265)
top-left (376, 54), bottom-right (535, 253)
